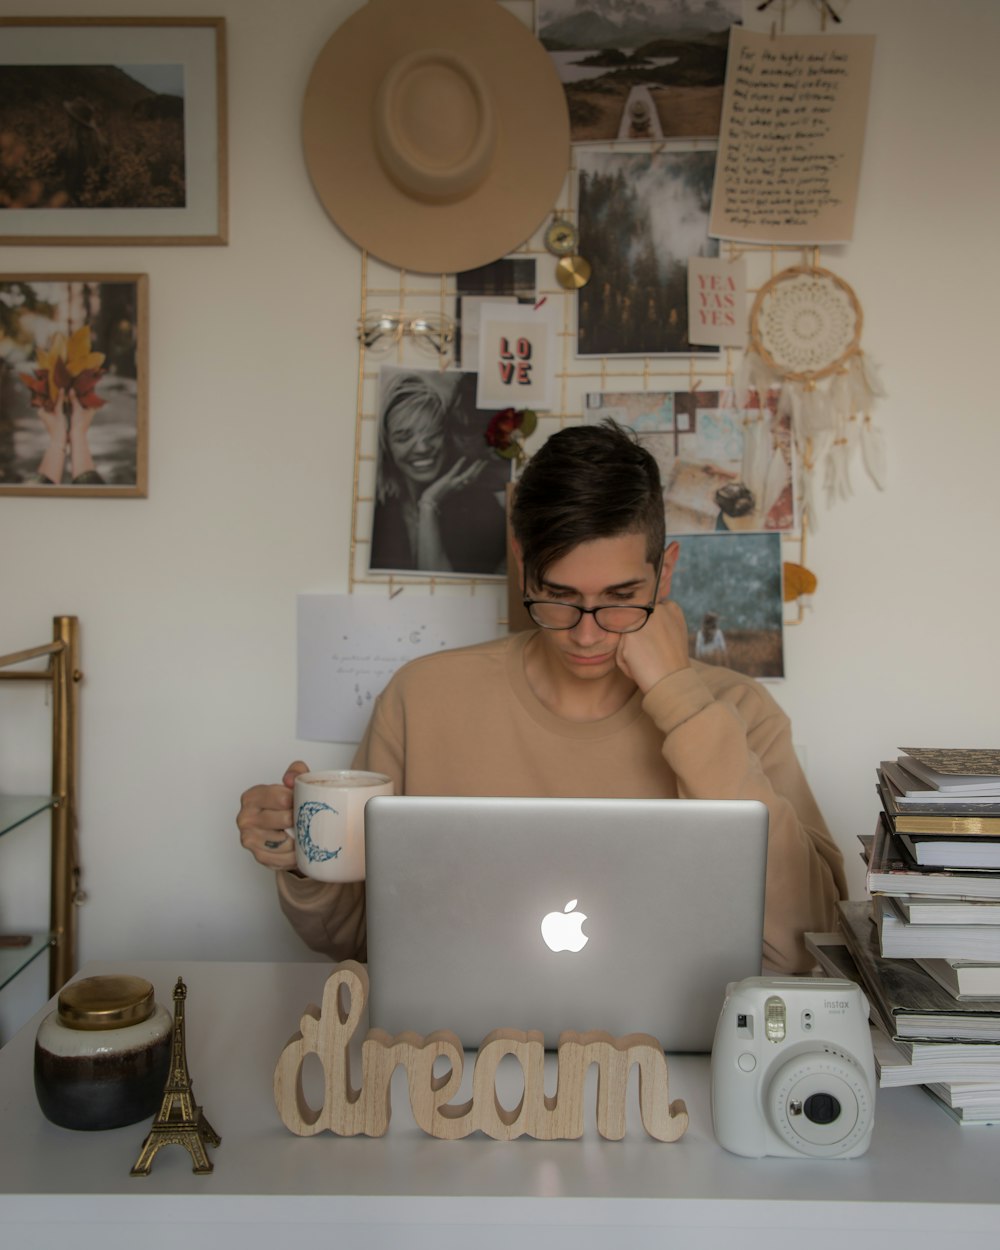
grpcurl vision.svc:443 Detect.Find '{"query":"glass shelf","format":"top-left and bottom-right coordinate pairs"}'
top-left (0, 795), bottom-right (55, 840)
top-left (0, 800), bottom-right (56, 996)
top-left (0, 932), bottom-right (52, 992)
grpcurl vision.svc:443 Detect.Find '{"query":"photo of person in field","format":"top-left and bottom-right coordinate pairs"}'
top-left (0, 63), bottom-right (185, 210)
top-left (668, 532), bottom-right (785, 680)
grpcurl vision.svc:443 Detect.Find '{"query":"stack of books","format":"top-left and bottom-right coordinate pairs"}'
top-left (807, 747), bottom-right (1000, 1125)
top-left (878, 748), bottom-right (1000, 865)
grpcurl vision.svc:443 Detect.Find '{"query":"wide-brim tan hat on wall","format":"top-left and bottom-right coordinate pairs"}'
top-left (302, 0), bottom-right (570, 275)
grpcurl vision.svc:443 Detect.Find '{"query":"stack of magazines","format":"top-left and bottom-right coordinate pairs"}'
top-left (807, 747), bottom-right (1000, 1125)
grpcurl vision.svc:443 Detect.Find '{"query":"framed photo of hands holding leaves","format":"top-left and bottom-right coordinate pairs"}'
top-left (0, 275), bottom-right (149, 497)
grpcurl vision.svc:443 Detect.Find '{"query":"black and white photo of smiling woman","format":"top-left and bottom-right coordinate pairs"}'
top-left (369, 366), bottom-right (508, 577)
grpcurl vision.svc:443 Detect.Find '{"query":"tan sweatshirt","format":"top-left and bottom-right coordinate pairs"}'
top-left (278, 631), bottom-right (847, 973)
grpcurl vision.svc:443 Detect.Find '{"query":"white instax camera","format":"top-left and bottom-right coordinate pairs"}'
top-left (711, 976), bottom-right (876, 1159)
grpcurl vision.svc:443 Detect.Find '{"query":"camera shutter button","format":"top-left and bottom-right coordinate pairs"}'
top-left (737, 1052), bottom-right (756, 1072)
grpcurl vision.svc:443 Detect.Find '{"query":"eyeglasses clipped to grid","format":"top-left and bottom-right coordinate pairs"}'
top-left (522, 553), bottom-right (665, 634)
top-left (357, 311), bottom-right (456, 359)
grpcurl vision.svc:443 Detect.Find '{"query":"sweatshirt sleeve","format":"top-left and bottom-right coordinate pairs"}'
top-left (273, 689), bottom-right (408, 962)
top-left (642, 666), bottom-right (848, 975)
top-left (275, 873), bottom-right (367, 962)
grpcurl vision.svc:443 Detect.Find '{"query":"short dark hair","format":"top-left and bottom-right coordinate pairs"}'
top-left (511, 420), bottom-right (665, 585)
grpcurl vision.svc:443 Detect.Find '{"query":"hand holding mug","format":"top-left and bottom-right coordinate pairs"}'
top-left (237, 761), bottom-right (307, 870)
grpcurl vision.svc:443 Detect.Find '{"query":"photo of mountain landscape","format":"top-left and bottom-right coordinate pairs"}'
top-left (536, 0), bottom-right (742, 142)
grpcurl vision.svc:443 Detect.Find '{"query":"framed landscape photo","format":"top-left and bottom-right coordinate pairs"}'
top-left (0, 17), bottom-right (227, 245)
top-left (0, 275), bottom-right (149, 496)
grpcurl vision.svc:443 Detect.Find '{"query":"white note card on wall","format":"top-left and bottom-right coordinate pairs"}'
top-left (475, 299), bottom-right (559, 411)
top-left (297, 594), bottom-right (501, 743)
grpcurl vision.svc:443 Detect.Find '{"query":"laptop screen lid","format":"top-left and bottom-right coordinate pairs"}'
top-left (364, 795), bottom-right (767, 1052)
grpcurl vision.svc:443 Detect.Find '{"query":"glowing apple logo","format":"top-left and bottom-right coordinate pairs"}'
top-left (540, 899), bottom-right (588, 953)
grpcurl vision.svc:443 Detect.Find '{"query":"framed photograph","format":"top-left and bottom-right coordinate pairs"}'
top-left (0, 275), bottom-right (149, 497)
top-left (0, 17), bottom-right (227, 245)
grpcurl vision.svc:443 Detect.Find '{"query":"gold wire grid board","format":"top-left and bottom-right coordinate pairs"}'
top-left (349, 183), bottom-right (818, 628)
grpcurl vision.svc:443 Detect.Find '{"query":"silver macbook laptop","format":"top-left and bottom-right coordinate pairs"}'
top-left (364, 795), bottom-right (768, 1052)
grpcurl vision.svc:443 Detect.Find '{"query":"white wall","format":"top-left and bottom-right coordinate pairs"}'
top-left (2, 0), bottom-right (999, 1040)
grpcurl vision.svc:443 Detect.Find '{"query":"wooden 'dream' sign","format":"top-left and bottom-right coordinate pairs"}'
top-left (274, 961), bottom-right (688, 1142)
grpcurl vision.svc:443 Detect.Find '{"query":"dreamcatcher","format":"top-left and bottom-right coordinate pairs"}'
top-left (736, 264), bottom-right (887, 530)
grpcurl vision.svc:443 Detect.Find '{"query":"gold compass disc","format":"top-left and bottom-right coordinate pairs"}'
top-left (555, 255), bottom-right (592, 289)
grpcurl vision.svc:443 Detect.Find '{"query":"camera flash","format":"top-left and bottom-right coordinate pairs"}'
top-left (764, 995), bottom-right (786, 1043)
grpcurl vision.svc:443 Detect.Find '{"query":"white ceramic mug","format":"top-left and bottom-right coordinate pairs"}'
top-left (292, 770), bottom-right (393, 882)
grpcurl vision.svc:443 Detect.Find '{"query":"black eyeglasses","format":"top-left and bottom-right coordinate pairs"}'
top-left (522, 555), bottom-right (664, 635)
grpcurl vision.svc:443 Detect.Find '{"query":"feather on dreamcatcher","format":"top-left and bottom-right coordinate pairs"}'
top-left (736, 264), bottom-right (886, 530)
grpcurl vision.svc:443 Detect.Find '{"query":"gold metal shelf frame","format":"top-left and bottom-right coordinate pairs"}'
top-left (0, 615), bottom-right (81, 994)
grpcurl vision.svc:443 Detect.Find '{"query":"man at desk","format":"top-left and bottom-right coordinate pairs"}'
top-left (238, 421), bottom-right (846, 974)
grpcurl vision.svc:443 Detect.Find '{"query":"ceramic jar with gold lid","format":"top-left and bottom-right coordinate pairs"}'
top-left (34, 975), bottom-right (172, 1130)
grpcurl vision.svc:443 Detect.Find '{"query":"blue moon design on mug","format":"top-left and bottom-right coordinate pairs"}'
top-left (296, 800), bottom-right (343, 863)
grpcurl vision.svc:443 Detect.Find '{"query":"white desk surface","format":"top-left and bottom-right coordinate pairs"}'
top-left (2, 961), bottom-right (1000, 1250)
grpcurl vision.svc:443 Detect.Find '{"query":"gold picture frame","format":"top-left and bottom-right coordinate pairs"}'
top-left (0, 17), bottom-right (227, 246)
top-left (0, 274), bottom-right (149, 497)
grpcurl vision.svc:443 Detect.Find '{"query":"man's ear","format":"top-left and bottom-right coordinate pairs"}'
top-left (658, 541), bottom-right (680, 600)
top-left (506, 532), bottom-right (536, 632)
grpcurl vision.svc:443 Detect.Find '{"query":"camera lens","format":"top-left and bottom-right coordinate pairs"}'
top-left (803, 1092), bottom-right (841, 1125)
top-left (765, 1052), bottom-right (874, 1157)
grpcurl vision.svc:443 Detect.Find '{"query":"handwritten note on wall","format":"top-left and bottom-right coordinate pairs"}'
top-left (709, 29), bottom-right (875, 244)
top-left (297, 594), bottom-right (499, 744)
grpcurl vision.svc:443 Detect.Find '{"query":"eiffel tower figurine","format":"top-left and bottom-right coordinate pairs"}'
top-left (131, 977), bottom-right (220, 1176)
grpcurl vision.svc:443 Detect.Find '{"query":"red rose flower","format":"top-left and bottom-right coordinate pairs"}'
top-left (485, 408), bottom-right (522, 450)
